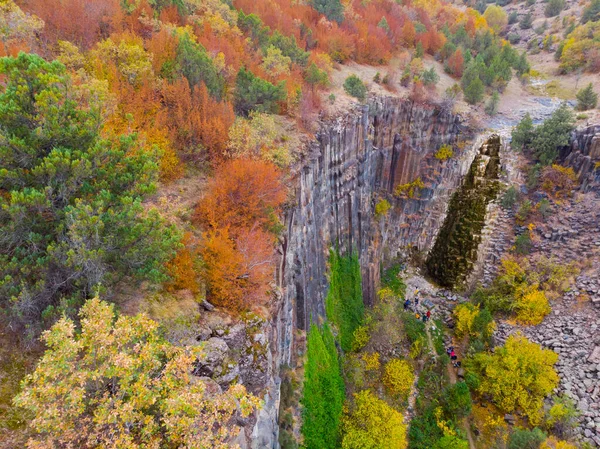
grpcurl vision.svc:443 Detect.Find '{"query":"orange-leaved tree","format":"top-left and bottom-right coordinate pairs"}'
top-left (194, 159), bottom-right (286, 234)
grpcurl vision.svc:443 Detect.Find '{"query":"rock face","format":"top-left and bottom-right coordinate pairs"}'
top-left (274, 97), bottom-right (480, 369)
top-left (561, 125), bottom-right (600, 191)
top-left (426, 135), bottom-right (501, 289)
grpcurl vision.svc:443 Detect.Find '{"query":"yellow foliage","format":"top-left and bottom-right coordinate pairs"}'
top-left (342, 390), bottom-right (407, 449)
top-left (540, 437), bottom-right (578, 449)
top-left (362, 352), bottom-right (381, 371)
top-left (515, 288), bottom-right (550, 325)
top-left (227, 112), bottom-right (292, 167)
top-left (383, 359), bottom-right (414, 400)
top-left (435, 144), bottom-right (454, 161)
top-left (352, 324), bottom-right (371, 352)
top-left (434, 406), bottom-right (456, 436)
top-left (471, 333), bottom-right (559, 425)
top-left (394, 178), bottom-right (425, 199)
top-left (453, 303), bottom-right (479, 337)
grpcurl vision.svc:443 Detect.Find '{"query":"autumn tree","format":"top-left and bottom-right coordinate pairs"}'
top-left (484, 5), bottom-right (508, 34)
top-left (0, 53), bottom-right (180, 329)
top-left (466, 334), bottom-right (559, 425)
top-left (200, 227), bottom-right (275, 309)
top-left (312, 0), bottom-right (344, 24)
top-left (446, 48), bottom-right (464, 78)
top-left (14, 297), bottom-right (259, 449)
top-left (195, 158), bottom-right (286, 233)
top-left (342, 390), bottom-right (408, 449)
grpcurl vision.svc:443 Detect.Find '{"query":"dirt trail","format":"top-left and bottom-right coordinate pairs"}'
top-left (423, 321), bottom-right (476, 449)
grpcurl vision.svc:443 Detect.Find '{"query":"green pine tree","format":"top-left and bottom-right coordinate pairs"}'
top-left (576, 83), bottom-right (598, 111)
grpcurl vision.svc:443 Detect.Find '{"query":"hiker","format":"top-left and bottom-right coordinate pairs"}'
top-left (415, 312), bottom-right (421, 320)
top-left (426, 310), bottom-right (431, 321)
top-left (422, 314), bottom-right (427, 323)
top-left (450, 350), bottom-right (457, 361)
top-left (404, 299), bottom-right (411, 311)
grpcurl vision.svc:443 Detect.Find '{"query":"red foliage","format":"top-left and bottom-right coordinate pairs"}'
top-left (447, 48), bottom-right (465, 78)
top-left (194, 159), bottom-right (286, 234)
top-left (158, 79), bottom-right (235, 163)
top-left (23, 0), bottom-right (121, 49)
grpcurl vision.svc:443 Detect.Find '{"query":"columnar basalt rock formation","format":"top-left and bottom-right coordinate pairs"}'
top-left (274, 97), bottom-right (479, 368)
top-left (562, 125), bottom-right (600, 190)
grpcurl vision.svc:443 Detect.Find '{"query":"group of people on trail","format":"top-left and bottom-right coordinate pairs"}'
top-left (447, 346), bottom-right (461, 368)
top-left (403, 288), bottom-right (432, 323)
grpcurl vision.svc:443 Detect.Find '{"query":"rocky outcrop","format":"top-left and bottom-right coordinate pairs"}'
top-left (561, 125), bottom-right (600, 191)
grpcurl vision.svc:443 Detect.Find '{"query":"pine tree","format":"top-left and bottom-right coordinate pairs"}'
top-left (576, 83), bottom-right (598, 111)
top-left (312, 0), bottom-right (344, 23)
top-left (464, 77), bottom-right (484, 104)
top-left (511, 113), bottom-right (534, 150)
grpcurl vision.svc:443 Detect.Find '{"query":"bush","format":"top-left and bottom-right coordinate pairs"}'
top-left (508, 427), bottom-right (547, 449)
top-left (515, 288), bottom-right (550, 324)
top-left (435, 144), bottom-right (454, 161)
top-left (442, 382), bottom-right (473, 419)
top-left (382, 264), bottom-right (407, 297)
top-left (520, 13), bottom-right (533, 30)
top-left (515, 232), bottom-right (533, 255)
top-left (545, 0), bottom-right (565, 17)
top-left (422, 67), bottom-right (440, 87)
top-left (508, 11), bottom-right (519, 25)
top-left (343, 74), bottom-right (367, 101)
top-left (375, 199), bottom-right (392, 217)
top-left (511, 113), bottom-right (534, 151)
top-left (546, 396), bottom-right (579, 438)
top-left (485, 91), bottom-right (500, 116)
top-left (540, 164), bottom-right (578, 198)
top-left (501, 186), bottom-right (519, 209)
top-left (464, 76), bottom-right (485, 104)
top-left (342, 390), bottom-right (407, 449)
top-left (576, 83), bottom-right (598, 111)
top-left (383, 359), bottom-right (414, 400)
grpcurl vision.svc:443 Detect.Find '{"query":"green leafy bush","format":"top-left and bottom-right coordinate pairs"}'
top-left (343, 74), bottom-right (367, 101)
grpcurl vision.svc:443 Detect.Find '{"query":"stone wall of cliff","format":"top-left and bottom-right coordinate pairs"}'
top-left (560, 125), bottom-right (600, 191)
top-left (273, 97), bottom-right (479, 369)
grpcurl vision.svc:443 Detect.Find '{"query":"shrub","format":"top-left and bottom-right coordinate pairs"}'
top-left (375, 199), bottom-right (392, 217)
top-left (511, 113), bottom-right (534, 151)
top-left (381, 264), bottom-right (407, 297)
top-left (467, 334), bottom-right (559, 425)
top-left (545, 0), bottom-right (565, 17)
top-left (352, 324), bottom-right (371, 352)
top-left (464, 76), bottom-right (485, 104)
top-left (343, 74), bottom-right (367, 101)
top-left (540, 438), bottom-right (577, 449)
top-left (484, 5), bottom-right (508, 33)
top-left (501, 186), bottom-right (519, 209)
top-left (576, 83), bottom-right (598, 111)
top-left (442, 382), bottom-right (473, 419)
top-left (454, 303), bottom-right (480, 337)
top-left (515, 288), bottom-right (550, 325)
top-left (422, 67), bottom-right (440, 87)
top-left (485, 91), bottom-right (500, 116)
top-left (546, 396), bottom-right (579, 438)
top-left (540, 164), bottom-right (578, 198)
top-left (342, 390), bottom-right (407, 449)
top-left (516, 200), bottom-right (533, 225)
top-left (520, 13), bottom-right (533, 29)
top-left (435, 144), bottom-right (454, 161)
top-left (515, 232), bottom-right (533, 256)
top-left (508, 427), bottom-right (547, 449)
top-left (532, 104), bottom-right (575, 165)
top-left (394, 177), bottom-right (425, 198)
top-left (383, 359), bottom-right (414, 400)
